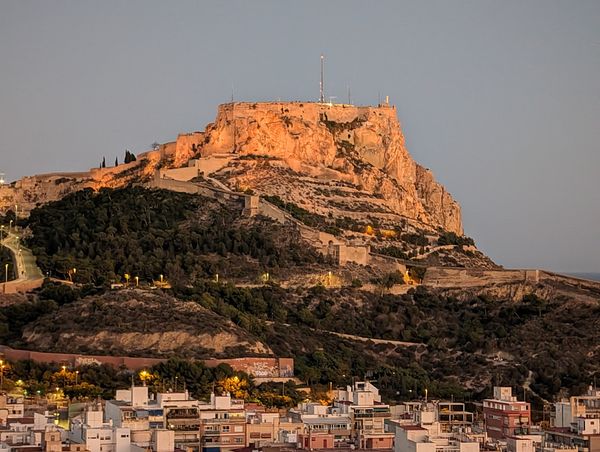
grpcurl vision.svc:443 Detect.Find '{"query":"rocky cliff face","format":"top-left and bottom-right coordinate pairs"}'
top-left (0, 101), bottom-right (462, 235)
top-left (198, 102), bottom-right (462, 234)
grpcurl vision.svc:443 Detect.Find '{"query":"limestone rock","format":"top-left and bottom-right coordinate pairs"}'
top-left (0, 101), bottom-right (462, 235)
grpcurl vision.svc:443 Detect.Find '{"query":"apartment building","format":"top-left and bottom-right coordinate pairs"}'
top-left (546, 385), bottom-right (600, 452)
top-left (483, 387), bottom-right (531, 440)
top-left (0, 395), bottom-right (24, 425)
top-left (335, 381), bottom-right (395, 449)
top-left (69, 405), bottom-right (131, 452)
top-left (198, 393), bottom-right (246, 451)
top-left (105, 386), bottom-right (189, 450)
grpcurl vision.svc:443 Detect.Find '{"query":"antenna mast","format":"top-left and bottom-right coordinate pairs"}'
top-left (320, 54), bottom-right (325, 103)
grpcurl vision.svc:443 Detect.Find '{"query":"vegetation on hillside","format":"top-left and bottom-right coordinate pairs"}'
top-left (25, 187), bottom-right (321, 286)
top-left (2, 357), bottom-right (302, 407)
top-left (4, 277), bottom-right (598, 412)
top-left (1, 186), bottom-right (594, 416)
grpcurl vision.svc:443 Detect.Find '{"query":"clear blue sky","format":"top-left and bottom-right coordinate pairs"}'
top-left (1, 0), bottom-right (599, 273)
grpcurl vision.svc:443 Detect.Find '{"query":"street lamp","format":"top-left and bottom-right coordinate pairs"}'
top-left (4, 263), bottom-right (8, 283)
top-left (0, 360), bottom-right (4, 389)
top-left (75, 370), bottom-right (79, 385)
top-left (135, 276), bottom-right (139, 287)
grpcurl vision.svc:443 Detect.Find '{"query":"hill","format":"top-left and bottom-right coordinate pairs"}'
top-left (1, 102), bottom-right (490, 269)
top-left (21, 289), bottom-right (271, 358)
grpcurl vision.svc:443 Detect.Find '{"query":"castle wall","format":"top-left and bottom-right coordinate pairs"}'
top-left (223, 101), bottom-right (397, 125)
top-left (368, 253), bottom-right (408, 274)
top-left (338, 244), bottom-right (370, 266)
top-left (423, 267), bottom-right (529, 288)
top-left (194, 155), bottom-right (233, 175)
top-left (161, 166), bottom-right (199, 182)
top-left (1, 277), bottom-right (44, 294)
top-left (172, 132), bottom-right (204, 166)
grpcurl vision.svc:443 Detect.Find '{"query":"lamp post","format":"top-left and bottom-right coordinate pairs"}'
top-left (0, 360), bottom-right (4, 390)
top-left (9, 220), bottom-right (12, 231)
top-left (1, 225), bottom-right (4, 242)
top-left (4, 263), bottom-right (8, 283)
top-left (135, 276), bottom-right (139, 287)
top-left (75, 370), bottom-right (79, 385)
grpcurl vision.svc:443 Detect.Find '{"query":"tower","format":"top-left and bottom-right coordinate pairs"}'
top-left (320, 54), bottom-right (325, 103)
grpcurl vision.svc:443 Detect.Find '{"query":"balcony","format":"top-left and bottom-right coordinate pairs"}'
top-left (168, 409), bottom-right (198, 419)
top-left (201, 417), bottom-right (245, 424)
top-left (169, 424), bottom-right (200, 431)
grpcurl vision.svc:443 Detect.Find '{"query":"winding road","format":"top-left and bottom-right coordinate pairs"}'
top-left (1, 229), bottom-right (44, 293)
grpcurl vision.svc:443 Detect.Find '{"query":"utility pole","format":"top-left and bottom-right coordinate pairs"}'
top-left (320, 54), bottom-right (325, 103)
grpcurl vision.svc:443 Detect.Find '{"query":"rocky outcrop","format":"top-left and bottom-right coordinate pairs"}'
top-left (198, 102), bottom-right (463, 234)
top-left (0, 101), bottom-right (462, 234)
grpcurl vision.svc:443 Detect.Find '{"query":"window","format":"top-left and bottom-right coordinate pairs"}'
top-left (222, 426), bottom-right (230, 433)
top-left (235, 437), bottom-right (244, 443)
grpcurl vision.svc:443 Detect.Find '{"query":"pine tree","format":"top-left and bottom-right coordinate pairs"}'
top-left (123, 150), bottom-right (137, 164)
top-left (115, 157), bottom-right (118, 166)
top-left (102, 157), bottom-right (106, 168)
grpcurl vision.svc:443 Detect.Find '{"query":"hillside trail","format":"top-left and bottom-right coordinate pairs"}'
top-left (264, 320), bottom-right (423, 347)
top-left (1, 229), bottom-right (44, 292)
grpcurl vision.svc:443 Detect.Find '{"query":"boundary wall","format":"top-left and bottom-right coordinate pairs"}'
top-left (0, 346), bottom-right (294, 378)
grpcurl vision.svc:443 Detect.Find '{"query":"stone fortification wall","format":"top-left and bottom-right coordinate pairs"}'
top-left (423, 267), bottom-right (532, 288)
top-left (423, 267), bottom-right (600, 302)
top-left (423, 267), bottom-right (600, 290)
top-left (160, 156), bottom-right (234, 182)
top-left (338, 244), bottom-right (370, 266)
top-left (172, 132), bottom-right (205, 167)
top-left (224, 101), bottom-right (397, 125)
top-left (2, 278), bottom-right (43, 294)
top-left (256, 198), bottom-right (369, 265)
top-left (160, 166), bottom-right (199, 182)
top-left (368, 254), bottom-right (408, 274)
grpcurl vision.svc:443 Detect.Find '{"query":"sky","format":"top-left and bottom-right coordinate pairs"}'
top-left (0, 0), bottom-right (599, 273)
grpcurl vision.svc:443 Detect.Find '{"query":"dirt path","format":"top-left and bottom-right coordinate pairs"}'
top-left (265, 321), bottom-right (422, 347)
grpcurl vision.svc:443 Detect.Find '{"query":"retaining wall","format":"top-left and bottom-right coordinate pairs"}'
top-left (0, 346), bottom-right (294, 378)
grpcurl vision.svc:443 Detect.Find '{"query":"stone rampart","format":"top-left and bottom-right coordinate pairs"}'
top-left (423, 267), bottom-right (530, 288)
top-left (2, 278), bottom-right (43, 294)
top-left (223, 101), bottom-right (397, 126)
